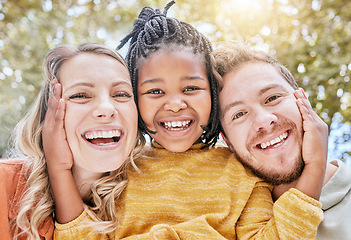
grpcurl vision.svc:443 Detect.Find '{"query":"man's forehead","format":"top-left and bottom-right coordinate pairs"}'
top-left (220, 65), bottom-right (295, 115)
top-left (222, 62), bottom-right (293, 92)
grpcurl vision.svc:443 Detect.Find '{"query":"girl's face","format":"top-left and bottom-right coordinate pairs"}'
top-left (138, 50), bottom-right (211, 152)
top-left (60, 53), bottom-right (138, 179)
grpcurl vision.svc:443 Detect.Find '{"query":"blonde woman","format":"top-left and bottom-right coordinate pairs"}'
top-left (0, 43), bottom-right (143, 239)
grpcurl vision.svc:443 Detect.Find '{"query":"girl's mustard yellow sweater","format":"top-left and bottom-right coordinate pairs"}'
top-left (55, 144), bottom-right (322, 239)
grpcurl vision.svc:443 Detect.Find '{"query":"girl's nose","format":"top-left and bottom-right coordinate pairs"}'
top-left (164, 96), bottom-right (187, 112)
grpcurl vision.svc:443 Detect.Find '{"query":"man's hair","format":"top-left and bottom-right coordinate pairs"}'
top-left (213, 42), bottom-right (299, 91)
top-left (117, 0), bottom-right (221, 147)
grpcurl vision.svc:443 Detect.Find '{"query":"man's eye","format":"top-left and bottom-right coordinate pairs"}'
top-left (233, 111), bottom-right (245, 120)
top-left (69, 93), bottom-right (88, 99)
top-left (266, 95), bottom-right (280, 103)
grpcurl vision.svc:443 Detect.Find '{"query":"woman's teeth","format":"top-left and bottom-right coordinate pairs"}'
top-left (162, 120), bottom-right (191, 131)
top-left (84, 130), bottom-right (121, 140)
top-left (84, 130), bottom-right (121, 145)
top-left (259, 131), bottom-right (288, 149)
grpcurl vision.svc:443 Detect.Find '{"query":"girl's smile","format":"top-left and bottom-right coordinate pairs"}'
top-left (161, 119), bottom-right (193, 131)
top-left (137, 50), bottom-right (211, 152)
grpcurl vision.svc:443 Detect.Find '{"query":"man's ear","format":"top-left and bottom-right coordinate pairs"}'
top-left (220, 132), bottom-right (234, 152)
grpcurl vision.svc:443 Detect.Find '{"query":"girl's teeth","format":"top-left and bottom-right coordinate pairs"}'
top-left (171, 121), bottom-right (180, 127)
top-left (163, 120), bottom-right (191, 131)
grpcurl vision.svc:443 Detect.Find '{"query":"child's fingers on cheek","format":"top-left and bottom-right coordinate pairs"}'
top-left (53, 83), bottom-right (62, 103)
top-left (44, 86), bottom-right (60, 135)
top-left (296, 88), bottom-right (313, 108)
top-left (297, 99), bottom-right (313, 122)
top-left (57, 83), bottom-right (62, 97)
top-left (45, 90), bottom-right (55, 122)
top-left (55, 99), bottom-right (66, 128)
top-left (293, 90), bottom-right (301, 100)
top-left (299, 98), bottom-right (313, 112)
top-left (303, 96), bottom-right (313, 109)
top-left (296, 98), bottom-right (305, 115)
top-left (300, 88), bottom-right (308, 99)
top-left (299, 97), bottom-right (322, 123)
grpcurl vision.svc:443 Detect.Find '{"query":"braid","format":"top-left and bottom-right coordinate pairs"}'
top-left (117, 0), bottom-right (220, 147)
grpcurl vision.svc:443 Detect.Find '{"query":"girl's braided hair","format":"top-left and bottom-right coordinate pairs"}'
top-left (117, 0), bottom-right (220, 147)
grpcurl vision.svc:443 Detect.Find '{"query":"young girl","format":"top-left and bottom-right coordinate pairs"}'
top-left (0, 43), bottom-right (143, 239)
top-left (52, 1), bottom-right (324, 239)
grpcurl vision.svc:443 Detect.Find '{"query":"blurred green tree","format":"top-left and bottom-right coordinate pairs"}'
top-left (0, 0), bottom-right (350, 161)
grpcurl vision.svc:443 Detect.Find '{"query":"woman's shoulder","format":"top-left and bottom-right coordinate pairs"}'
top-left (0, 159), bottom-right (31, 219)
top-left (0, 158), bottom-right (30, 176)
top-left (0, 158), bottom-right (30, 198)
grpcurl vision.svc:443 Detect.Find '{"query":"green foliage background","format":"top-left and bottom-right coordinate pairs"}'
top-left (0, 0), bottom-right (350, 161)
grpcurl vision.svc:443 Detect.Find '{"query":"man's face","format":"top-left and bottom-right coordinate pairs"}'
top-left (219, 62), bottom-right (304, 185)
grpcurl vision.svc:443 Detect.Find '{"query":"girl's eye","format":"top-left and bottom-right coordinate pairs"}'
top-left (69, 93), bottom-right (88, 99)
top-left (232, 111), bottom-right (246, 120)
top-left (183, 86), bottom-right (200, 92)
top-left (147, 89), bottom-right (164, 95)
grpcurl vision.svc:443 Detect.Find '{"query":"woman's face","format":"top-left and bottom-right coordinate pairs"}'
top-left (137, 50), bottom-right (211, 152)
top-left (59, 53), bottom-right (138, 178)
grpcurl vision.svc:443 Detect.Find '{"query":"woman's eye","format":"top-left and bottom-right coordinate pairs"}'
top-left (113, 92), bottom-right (132, 98)
top-left (183, 86), bottom-right (200, 92)
top-left (69, 93), bottom-right (88, 99)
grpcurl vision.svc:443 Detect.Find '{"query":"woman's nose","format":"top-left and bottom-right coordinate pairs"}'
top-left (93, 97), bottom-right (117, 120)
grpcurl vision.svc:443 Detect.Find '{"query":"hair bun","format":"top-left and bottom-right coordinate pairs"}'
top-left (117, 1), bottom-right (176, 52)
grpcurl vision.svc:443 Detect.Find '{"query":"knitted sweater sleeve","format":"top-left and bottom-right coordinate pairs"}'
top-left (54, 209), bottom-right (112, 240)
top-left (236, 186), bottom-right (323, 240)
top-left (54, 188), bottom-right (322, 240)
top-left (54, 212), bottom-right (228, 240)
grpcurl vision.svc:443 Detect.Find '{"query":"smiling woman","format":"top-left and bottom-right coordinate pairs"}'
top-left (0, 43), bottom-right (144, 239)
top-left (41, 43), bottom-right (145, 232)
top-left (55, 51), bottom-right (138, 175)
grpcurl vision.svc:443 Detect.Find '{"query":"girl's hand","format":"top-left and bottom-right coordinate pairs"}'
top-left (294, 88), bottom-right (328, 168)
top-left (293, 88), bottom-right (328, 199)
top-left (42, 80), bottom-right (84, 223)
top-left (42, 80), bottom-right (73, 171)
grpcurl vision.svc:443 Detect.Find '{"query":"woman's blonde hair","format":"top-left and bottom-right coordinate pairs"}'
top-left (10, 43), bottom-right (145, 239)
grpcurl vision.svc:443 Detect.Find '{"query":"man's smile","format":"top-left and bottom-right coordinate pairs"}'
top-left (257, 131), bottom-right (289, 150)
